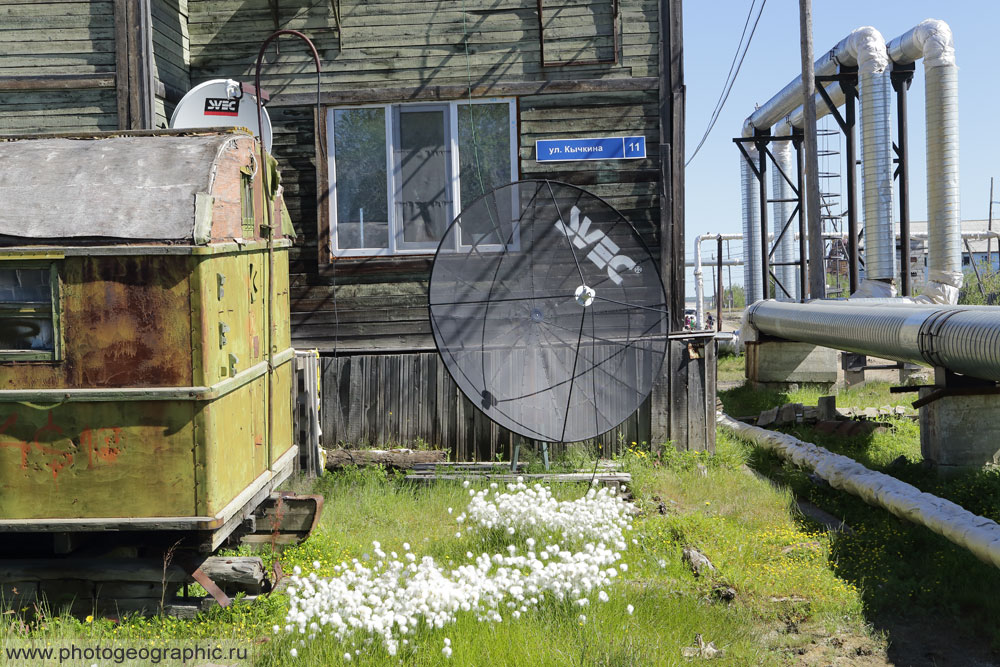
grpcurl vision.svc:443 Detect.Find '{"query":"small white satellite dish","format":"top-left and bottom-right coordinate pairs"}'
top-left (170, 79), bottom-right (273, 153)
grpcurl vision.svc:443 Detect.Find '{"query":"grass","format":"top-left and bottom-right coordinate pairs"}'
top-left (718, 359), bottom-right (1000, 652)
top-left (0, 442), bottom-right (883, 666)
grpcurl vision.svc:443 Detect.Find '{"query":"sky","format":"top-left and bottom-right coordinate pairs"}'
top-left (681, 0), bottom-right (999, 293)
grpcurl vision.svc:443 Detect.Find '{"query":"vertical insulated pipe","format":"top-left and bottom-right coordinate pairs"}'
top-left (741, 147), bottom-right (763, 304)
top-left (771, 122), bottom-right (799, 300)
top-left (852, 27), bottom-right (897, 295)
top-left (888, 19), bottom-right (962, 304)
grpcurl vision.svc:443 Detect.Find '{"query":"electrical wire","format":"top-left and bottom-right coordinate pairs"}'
top-left (686, 0), bottom-right (767, 167)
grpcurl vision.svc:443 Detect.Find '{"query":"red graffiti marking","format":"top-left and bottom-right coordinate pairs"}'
top-left (31, 412), bottom-right (72, 482)
top-left (84, 426), bottom-right (124, 468)
top-left (0, 412), bottom-right (76, 484)
top-left (0, 413), bottom-right (128, 485)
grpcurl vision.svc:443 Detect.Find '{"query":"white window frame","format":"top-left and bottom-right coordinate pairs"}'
top-left (327, 98), bottom-right (518, 258)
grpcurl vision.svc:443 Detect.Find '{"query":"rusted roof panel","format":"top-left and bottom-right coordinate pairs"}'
top-left (0, 133), bottom-right (241, 243)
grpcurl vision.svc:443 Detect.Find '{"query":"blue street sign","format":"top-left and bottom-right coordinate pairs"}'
top-left (535, 136), bottom-right (646, 162)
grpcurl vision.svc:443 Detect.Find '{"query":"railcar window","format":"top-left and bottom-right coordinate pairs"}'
top-left (0, 265), bottom-right (60, 360)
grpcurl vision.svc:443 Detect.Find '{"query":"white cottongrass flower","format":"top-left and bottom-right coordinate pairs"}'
top-left (627, 604), bottom-right (634, 615)
top-left (280, 480), bottom-right (633, 655)
top-left (343, 653), bottom-right (352, 661)
top-left (289, 648), bottom-right (298, 658)
top-left (579, 614), bottom-right (587, 623)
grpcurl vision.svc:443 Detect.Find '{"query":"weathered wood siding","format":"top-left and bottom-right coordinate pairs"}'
top-left (151, 0), bottom-right (190, 127)
top-left (0, 0), bottom-right (119, 133)
top-left (321, 351), bottom-right (652, 460)
top-left (186, 0), bottom-right (661, 354)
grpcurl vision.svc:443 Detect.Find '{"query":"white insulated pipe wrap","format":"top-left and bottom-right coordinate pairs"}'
top-left (851, 27), bottom-right (897, 286)
top-left (889, 19), bottom-right (962, 304)
top-left (718, 412), bottom-right (1000, 571)
top-left (741, 148), bottom-right (764, 304)
top-left (770, 122), bottom-right (799, 300)
top-left (925, 62), bottom-right (962, 293)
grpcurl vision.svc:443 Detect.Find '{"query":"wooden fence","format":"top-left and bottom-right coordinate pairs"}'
top-left (319, 351), bottom-right (652, 462)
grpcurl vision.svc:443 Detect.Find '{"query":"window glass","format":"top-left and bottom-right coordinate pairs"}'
top-left (458, 103), bottom-right (513, 245)
top-left (328, 100), bottom-right (517, 256)
top-left (334, 108), bottom-right (389, 250)
top-left (0, 268), bottom-right (54, 352)
top-left (395, 108), bottom-right (452, 248)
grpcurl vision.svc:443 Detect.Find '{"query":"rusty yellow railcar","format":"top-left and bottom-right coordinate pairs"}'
top-left (0, 129), bottom-right (295, 554)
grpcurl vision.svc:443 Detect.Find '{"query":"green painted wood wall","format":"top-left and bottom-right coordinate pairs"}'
top-left (151, 0), bottom-right (191, 127)
top-left (0, 0), bottom-right (119, 133)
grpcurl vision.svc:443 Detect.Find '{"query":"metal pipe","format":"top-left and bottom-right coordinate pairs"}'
top-left (719, 412), bottom-right (1000, 572)
top-left (787, 83), bottom-right (845, 129)
top-left (741, 147), bottom-right (764, 304)
top-left (888, 19), bottom-right (962, 304)
top-left (795, 131), bottom-right (809, 299)
top-left (771, 122), bottom-right (799, 300)
top-left (854, 27), bottom-right (896, 294)
top-left (255, 29), bottom-right (322, 470)
top-left (743, 36), bottom-right (847, 135)
top-left (758, 140), bottom-right (770, 300)
top-left (693, 233), bottom-right (742, 327)
top-left (746, 299), bottom-right (1000, 382)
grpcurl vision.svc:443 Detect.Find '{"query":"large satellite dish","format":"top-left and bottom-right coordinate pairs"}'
top-left (170, 79), bottom-right (273, 153)
top-left (429, 180), bottom-right (668, 443)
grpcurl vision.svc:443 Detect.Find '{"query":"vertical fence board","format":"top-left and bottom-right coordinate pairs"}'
top-left (318, 350), bottom-right (669, 460)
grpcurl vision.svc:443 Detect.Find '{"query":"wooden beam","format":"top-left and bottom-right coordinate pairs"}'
top-left (315, 105), bottom-right (330, 266)
top-left (0, 74), bottom-right (115, 92)
top-left (270, 76), bottom-right (659, 108)
top-left (113, 0), bottom-right (130, 129)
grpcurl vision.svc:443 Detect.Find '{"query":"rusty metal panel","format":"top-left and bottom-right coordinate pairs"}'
top-left (0, 255), bottom-right (195, 390)
top-left (0, 402), bottom-right (197, 519)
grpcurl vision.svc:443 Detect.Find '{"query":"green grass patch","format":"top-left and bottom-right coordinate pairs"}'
top-left (719, 377), bottom-right (1000, 649)
top-left (1, 441), bottom-right (881, 666)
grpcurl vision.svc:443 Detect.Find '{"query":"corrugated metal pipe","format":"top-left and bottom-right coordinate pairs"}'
top-left (770, 121), bottom-right (799, 301)
top-left (787, 83), bottom-right (845, 130)
top-left (744, 299), bottom-right (1000, 382)
top-left (888, 19), bottom-right (962, 304)
top-left (852, 27), bottom-right (897, 297)
top-left (741, 147), bottom-right (764, 304)
top-left (719, 412), bottom-right (1000, 571)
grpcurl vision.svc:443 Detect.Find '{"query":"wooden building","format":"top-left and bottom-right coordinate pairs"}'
top-left (0, 0), bottom-right (713, 459)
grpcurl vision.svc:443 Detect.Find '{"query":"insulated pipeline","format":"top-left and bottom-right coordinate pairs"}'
top-left (771, 122), bottom-right (798, 301)
top-left (741, 148), bottom-right (764, 304)
top-left (888, 19), bottom-right (962, 304)
top-left (854, 27), bottom-right (896, 286)
top-left (746, 300), bottom-right (1000, 382)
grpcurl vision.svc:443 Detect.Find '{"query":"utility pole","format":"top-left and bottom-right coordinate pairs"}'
top-left (799, 0), bottom-right (825, 299)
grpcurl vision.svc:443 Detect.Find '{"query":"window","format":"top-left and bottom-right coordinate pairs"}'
top-left (327, 99), bottom-right (517, 257)
top-left (240, 165), bottom-right (255, 238)
top-left (0, 263), bottom-right (61, 361)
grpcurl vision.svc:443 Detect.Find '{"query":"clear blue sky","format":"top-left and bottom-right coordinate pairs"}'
top-left (682, 0), bottom-right (998, 291)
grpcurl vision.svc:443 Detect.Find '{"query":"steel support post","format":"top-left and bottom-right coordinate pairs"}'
top-left (716, 237), bottom-right (723, 330)
top-left (891, 62), bottom-right (915, 296)
top-left (794, 130), bottom-right (809, 300)
top-left (757, 135), bottom-right (770, 299)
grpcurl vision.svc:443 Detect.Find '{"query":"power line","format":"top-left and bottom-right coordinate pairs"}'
top-left (686, 0), bottom-right (767, 167)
